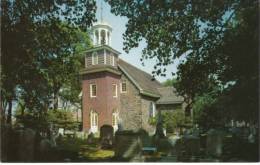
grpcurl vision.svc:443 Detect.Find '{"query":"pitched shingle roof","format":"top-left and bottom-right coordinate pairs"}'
top-left (156, 87), bottom-right (184, 104)
top-left (118, 59), bottom-right (162, 98)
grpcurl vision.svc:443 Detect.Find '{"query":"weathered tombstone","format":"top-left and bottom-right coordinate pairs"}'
top-left (183, 135), bottom-right (200, 158)
top-left (192, 127), bottom-right (200, 137)
top-left (117, 118), bottom-right (124, 131)
top-left (87, 132), bottom-right (95, 144)
top-left (169, 135), bottom-right (182, 157)
top-left (100, 125), bottom-right (114, 149)
top-left (154, 114), bottom-right (165, 138)
top-left (206, 129), bottom-right (225, 157)
top-left (138, 129), bottom-right (149, 147)
top-left (16, 128), bottom-right (36, 162)
top-left (138, 129), bottom-right (157, 156)
top-left (48, 123), bottom-right (59, 148)
top-left (114, 130), bottom-right (143, 161)
top-left (58, 128), bottom-right (64, 136)
top-left (76, 131), bottom-right (84, 139)
top-left (39, 138), bottom-right (52, 161)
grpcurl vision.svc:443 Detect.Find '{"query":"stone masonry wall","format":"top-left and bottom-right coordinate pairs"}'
top-left (119, 73), bottom-right (142, 131)
top-left (141, 96), bottom-right (157, 135)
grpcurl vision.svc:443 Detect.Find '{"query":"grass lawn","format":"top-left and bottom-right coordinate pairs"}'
top-left (55, 136), bottom-right (114, 162)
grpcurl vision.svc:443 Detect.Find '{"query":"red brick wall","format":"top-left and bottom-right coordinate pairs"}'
top-left (82, 71), bottom-right (120, 132)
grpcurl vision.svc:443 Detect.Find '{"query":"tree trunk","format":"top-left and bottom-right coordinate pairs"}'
top-left (53, 84), bottom-right (60, 111)
top-left (21, 104), bottom-right (25, 117)
top-left (1, 100), bottom-right (7, 124)
top-left (6, 99), bottom-right (12, 124)
top-left (53, 93), bottom-right (58, 110)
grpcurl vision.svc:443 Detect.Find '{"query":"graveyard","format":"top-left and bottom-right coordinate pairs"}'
top-left (1, 0), bottom-right (259, 163)
top-left (2, 122), bottom-right (258, 162)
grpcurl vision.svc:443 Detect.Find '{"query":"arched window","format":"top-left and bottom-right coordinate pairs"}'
top-left (112, 109), bottom-right (119, 132)
top-left (149, 102), bottom-right (156, 118)
top-left (95, 30), bottom-right (99, 45)
top-left (107, 32), bottom-right (110, 45)
top-left (92, 52), bottom-right (98, 65)
top-left (101, 30), bottom-right (106, 45)
top-left (120, 80), bottom-right (127, 93)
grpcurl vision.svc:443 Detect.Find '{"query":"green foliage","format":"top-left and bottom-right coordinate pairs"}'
top-left (148, 116), bottom-right (157, 125)
top-left (107, 0), bottom-right (258, 124)
top-left (1, 0), bottom-right (96, 122)
top-left (162, 109), bottom-right (191, 132)
top-left (162, 78), bottom-right (177, 87)
top-left (152, 109), bottom-right (191, 133)
top-left (15, 109), bottom-right (79, 132)
top-left (47, 110), bottom-right (79, 130)
top-left (192, 91), bottom-right (221, 130)
top-left (106, 0), bottom-right (255, 76)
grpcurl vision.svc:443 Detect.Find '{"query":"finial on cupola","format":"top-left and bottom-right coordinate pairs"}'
top-left (100, 0), bottom-right (103, 23)
top-left (91, 0), bottom-right (112, 47)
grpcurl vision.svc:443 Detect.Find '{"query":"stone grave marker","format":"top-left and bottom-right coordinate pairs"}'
top-left (100, 125), bottom-right (114, 149)
top-left (87, 132), bottom-right (95, 144)
top-left (39, 138), bottom-right (52, 161)
top-left (16, 128), bottom-right (36, 162)
top-left (114, 130), bottom-right (142, 161)
top-left (206, 129), bottom-right (225, 157)
top-left (183, 135), bottom-right (200, 158)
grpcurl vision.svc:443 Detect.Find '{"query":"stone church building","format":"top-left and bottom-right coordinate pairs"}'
top-left (80, 21), bottom-right (184, 134)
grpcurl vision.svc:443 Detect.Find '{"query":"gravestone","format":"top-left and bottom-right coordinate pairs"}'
top-left (100, 125), bottom-right (114, 149)
top-left (114, 130), bottom-right (142, 161)
top-left (169, 135), bottom-right (182, 157)
top-left (58, 128), bottom-right (64, 136)
top-left (206, 129), bottom-right (225, 157)
top-left (87, 132), bottom-right (95, 144)
top-left (39, 138), bottom-right (52, 161)
top-left (183, 135), bottom-right (200, 157)
top-left (16, 128), bottom-right (36, 162)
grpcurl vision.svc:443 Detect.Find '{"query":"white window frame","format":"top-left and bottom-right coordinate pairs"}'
top-left (149, 102), bottom-right (156, 118)
top-left (92, 52), bottom-right (98, 65)
top-left (112, 111), bottom-right (118, 126)
top-left (112, 84), bottom-right (117, 98)
top-left (152, 102), bottom-right (156, 117)
top-left (120, 81), bottom-right (127, 93)
top-left (90, 84), bottom-right (97, 98)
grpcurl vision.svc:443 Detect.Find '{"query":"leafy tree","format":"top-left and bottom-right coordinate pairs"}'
top-left (106, 0), bottom-right (258, 124)
top-left (47, 109), bottom-right (79, 131)
top-left (15, 108), bottom-right (78, 133)
top-left (161, 109), bottom-right (186, 133)
top-left (162, 78), bottom-right (177, 87)
top-left (178, 5), bottom-right (258, 124)
top-left (1, 0), bottom-right (96, 124)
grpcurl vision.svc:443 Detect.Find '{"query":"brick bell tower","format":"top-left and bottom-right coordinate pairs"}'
top-left (80, 21), bottom-right (121, 134)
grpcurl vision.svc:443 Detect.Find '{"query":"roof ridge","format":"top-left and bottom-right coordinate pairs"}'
top-left (118, 58), bottom-right (162, 84)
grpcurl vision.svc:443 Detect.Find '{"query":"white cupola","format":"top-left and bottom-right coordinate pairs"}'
top-left (91, 22), bottom-right (112, 46)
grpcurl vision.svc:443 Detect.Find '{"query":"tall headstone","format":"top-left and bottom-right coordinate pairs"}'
top-left (17, 128), bottom-right (36, 162)
top-left (183, 135), bottom-right (200, 157)
top-left (206, 129), bottom-right (225, 157)
top-left (87, 132), bottom-right (95, 144)
top-left (114, 130), bottom-right (142, 161)
top-left (39, 138), bottom-right (52, 161)
top-left (100, 125), bottom-right (114, 149)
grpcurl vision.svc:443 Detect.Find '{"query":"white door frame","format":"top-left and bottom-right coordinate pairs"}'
top-left (90, 110), bottom-right (98, 133)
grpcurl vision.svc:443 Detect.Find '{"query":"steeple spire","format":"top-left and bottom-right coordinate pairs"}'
top-left (100, 0), bottom-right (103, 23)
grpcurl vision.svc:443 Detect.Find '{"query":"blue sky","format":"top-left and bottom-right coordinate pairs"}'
top-left (96, 0), bottom-right (180, 83)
